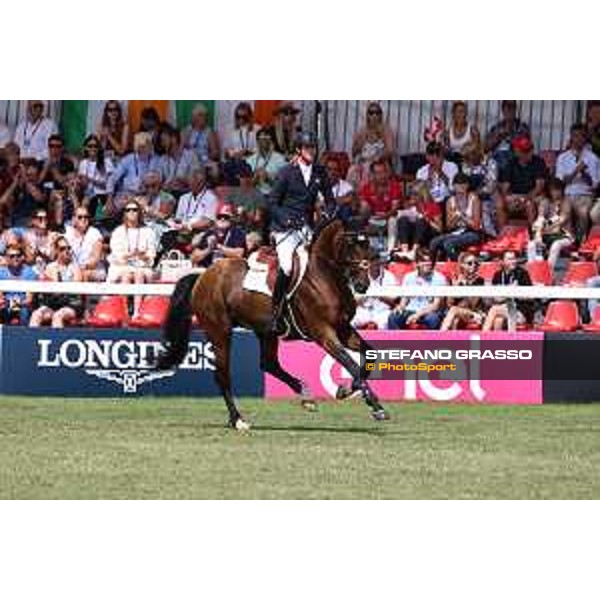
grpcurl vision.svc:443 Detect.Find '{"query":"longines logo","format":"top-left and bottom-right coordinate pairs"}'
top-left (37, 339), bottom-right (215, 394)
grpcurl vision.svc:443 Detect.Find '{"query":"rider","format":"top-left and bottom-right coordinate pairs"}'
top-left (268, 131), bottom-right (336, 334)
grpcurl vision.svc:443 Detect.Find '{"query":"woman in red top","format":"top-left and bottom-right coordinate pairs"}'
top-left (391, 182), bottom-right (443, 261)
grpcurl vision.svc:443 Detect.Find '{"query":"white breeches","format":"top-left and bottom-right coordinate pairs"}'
top-left (273, 227), bottom-right (311, 276)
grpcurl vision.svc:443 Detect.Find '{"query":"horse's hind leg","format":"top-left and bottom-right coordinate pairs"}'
top-left (204, 323), bottom-right (248, 430)
top-left (259, 334), bottom-right (316, 411)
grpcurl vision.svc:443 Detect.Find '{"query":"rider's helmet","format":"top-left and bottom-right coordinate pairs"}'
top-left (294, 131), bottom-right (317, 151)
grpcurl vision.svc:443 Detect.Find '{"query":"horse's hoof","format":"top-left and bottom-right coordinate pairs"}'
top-left (301, 399), bottom-right (318, 412)
top-left (233, 418), bottom-right (251, 432)
top-left (336, 385), bottom-right (351, 400)
top-left (336, 385), bottom-right (362, 401)
top-left (371, 408), bottom-right (390, 422)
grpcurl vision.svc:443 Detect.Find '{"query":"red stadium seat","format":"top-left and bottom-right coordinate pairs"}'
top-left (87, 296), bottom-right (129, 328)
top-left (583, 307), bottom-right (600, 333)
top-left (435, 262), bottom-right (457, 282)
top-left (537, 301), bottom-right (580, 332)
top-left (481, 226), bottom-right (529, 256)
top-left (478, 262), bottom-right (500, 283)
top-left (386, 262), bottom-right (415, 283)
top-left (129, 296), bottom-right (170, 329)
top-left (579, 226), bottom-right (600, 258)
top-left (561, 261), bottom-right (598, 286)
top-left (525, 261), bottom-right (553, 286)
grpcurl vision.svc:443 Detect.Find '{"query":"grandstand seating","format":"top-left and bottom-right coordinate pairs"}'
top-left (578, 226), bottom-right (600, 258)
top-left (583, 307), bottom-right (600, 333)
top-left (129, 296), bottom-right (170, 329)
top-left (537, 300), bottom-right (580, 332)
top-left (387, 262), bottom-right (415, 283)
top-left (481, 225), bottom-right (529, 256)
top-left (435, 262), bottom-right (458, 282)
top-left (86, 296), bottom-right (129, 328)
top-left (525, 261), bottom-right (553, 286)
top-left (561, 261), bottom-right (597, 286)
top-left (478, 261), bottom-right (500, 283)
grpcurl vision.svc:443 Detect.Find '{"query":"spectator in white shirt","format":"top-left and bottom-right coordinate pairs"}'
top-left (64, 206), bottom-right (106, 282)
top-left (416, 142), bottom-right (459, 204)
top-left (107, 200), bottom-right (157, 314)
top-left (78, 134), bottom-right (115, 204)
top-left (556, 123), bottom-right (600, 233)
top-left (246, 127), bottom-right (287, 196)
top-left (174, 168), bottom-right (218, 232)
top-left (223, 102), bottom-right (257, 159)
top-left (351, 260), bottom-right (397, 330)
top-left (325, 156), bottom-right (355, 221)
top-left (13, 101), bottom-right (58, 161)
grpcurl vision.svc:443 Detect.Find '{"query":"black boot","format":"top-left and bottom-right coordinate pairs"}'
top-left (269, 269), bottom-right (291, 335)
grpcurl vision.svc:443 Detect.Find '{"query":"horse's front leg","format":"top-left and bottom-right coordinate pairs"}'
top-left (318, 328), bottom-right (389, 421)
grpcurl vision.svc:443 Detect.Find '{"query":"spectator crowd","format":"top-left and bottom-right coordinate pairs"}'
top-left (1, 99), bottom-right (600, 331)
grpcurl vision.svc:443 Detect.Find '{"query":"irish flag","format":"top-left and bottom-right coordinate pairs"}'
top-left (61, 100), bottom-right (283, 153)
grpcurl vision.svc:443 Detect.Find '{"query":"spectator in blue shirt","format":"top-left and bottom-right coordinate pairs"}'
top-left (0, 242), bottom-right (38, 325)
top-left (107, 132), bottom-right (161, 212)
top-left (387, 248), bottom-right (446, 330)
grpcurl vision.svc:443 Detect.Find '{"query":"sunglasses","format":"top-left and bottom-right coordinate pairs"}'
top-left (7, 253), bottom-right (22, 259)
top-left (464, 261), bottom-right (478, 266)
top-left (57, 245), bottom-right (70, 252)
top-left (368, 110), bottom-right (382, 116)
top-left (125, 207), bottom-right (140, 213)
top-left (217, 214), bottom-right (231, 220)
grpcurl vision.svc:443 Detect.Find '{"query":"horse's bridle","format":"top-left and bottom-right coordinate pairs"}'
top-left (340, 232), bottom-right (372, 289)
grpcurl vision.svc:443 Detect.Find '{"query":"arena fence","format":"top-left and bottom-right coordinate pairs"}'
top-left (3, 280), bottom-right (600, 300)
top-left (1, 280), bottom-right (600, 403)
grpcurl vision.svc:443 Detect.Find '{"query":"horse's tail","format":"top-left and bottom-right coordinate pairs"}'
top-left (155, 273), bottom-right (199, 370)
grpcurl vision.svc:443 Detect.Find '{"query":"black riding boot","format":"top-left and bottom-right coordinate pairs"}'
top-left (269, 269), bottom-right (291, 335)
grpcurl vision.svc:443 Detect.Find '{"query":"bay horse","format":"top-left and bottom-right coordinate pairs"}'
top-left (156, 218), bottom-right (390, 430)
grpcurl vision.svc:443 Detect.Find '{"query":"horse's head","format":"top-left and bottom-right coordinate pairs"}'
top-left (312, 217), bottom-right (373, 294)
top-left (341, 230), bottom-right (373, 294)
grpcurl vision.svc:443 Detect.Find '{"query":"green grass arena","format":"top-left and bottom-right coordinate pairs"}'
top-left (1, 397), bottom-right (599, 499)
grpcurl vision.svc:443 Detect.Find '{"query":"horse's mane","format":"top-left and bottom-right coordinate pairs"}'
top-left (310, 217), bottom-right (344, 258)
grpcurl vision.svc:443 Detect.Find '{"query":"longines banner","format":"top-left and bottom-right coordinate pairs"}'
top-left (0, 327), bottom-right (262, 397)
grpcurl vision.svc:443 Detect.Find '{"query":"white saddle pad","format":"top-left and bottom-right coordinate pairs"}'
top-left (242, 245), bottom-right (309, 298)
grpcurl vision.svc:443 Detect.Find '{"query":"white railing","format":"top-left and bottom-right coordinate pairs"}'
top-left (2, 280), bottom-right (600, 300)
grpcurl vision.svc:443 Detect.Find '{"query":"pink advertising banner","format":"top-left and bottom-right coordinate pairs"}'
top-left (265, 331), bottom-right (543, 405)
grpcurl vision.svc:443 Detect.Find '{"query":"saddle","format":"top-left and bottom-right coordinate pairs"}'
top-left (243, 245), bottom-right (308, 298)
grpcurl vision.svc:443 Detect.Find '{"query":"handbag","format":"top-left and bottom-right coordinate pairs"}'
top-left (158, 249), bottom-right (193, 282)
